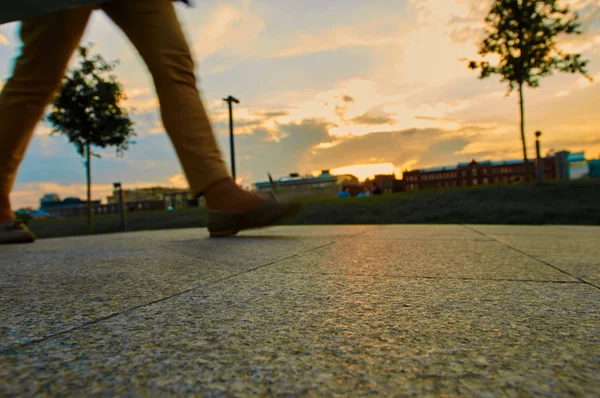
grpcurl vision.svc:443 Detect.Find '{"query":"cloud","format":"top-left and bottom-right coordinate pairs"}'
top-left (128, 111), bottom-right (164, 137)
top-left (206, 78), bottom-right (471, 142)
top-left (122, 86), bottom-right (159, 114)
top-left (302, 127), bottom-right (476, 178)
top-left (271, 24), bottom-right (399, 58)
top-left (227, 119), bottom-right (332, 180)
top-left (166, 173), bottom-right (189, 188)
top-left (350, 113), bottom-right (395, 126)
top-left (560, 33), bottom-right (600, 54)
top-left (123, 86), bottom-right (153, 100)
top-left (547, 70), bottom-right (599, 99)
top-left (34, 123), bottom-right (53, 136)
top-left (191, 4), bottom-right (264, 62)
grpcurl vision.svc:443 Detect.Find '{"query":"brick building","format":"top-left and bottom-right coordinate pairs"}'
top-left (403, 157), bottom-right (559, 191)
top-left (365, 174), bottom-right (405, 194)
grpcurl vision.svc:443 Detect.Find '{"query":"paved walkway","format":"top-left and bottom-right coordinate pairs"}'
top-left (1, 225), bottom-right (599, 396)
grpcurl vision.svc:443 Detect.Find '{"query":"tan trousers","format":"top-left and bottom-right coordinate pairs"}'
top-left (0, 0), bottom-right (230, 198)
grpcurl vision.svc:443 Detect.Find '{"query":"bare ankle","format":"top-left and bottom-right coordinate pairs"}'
top-left (204, 178), bottom-right (238, 205)
top-left (203, 178), bottom-right (261, 212)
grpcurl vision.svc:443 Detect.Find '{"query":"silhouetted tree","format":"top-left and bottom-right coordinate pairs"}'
top-left (467, 0), bottom-right (592, 181)
top-left (47, 44), bottom-right (135, 234)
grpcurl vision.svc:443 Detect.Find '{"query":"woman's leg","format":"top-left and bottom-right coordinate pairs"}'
top-left (102, 0), bottom-right (263, 213)
top-left (0, 8), bottom-right (93, 222)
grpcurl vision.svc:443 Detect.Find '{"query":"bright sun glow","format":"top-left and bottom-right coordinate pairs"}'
top-left (328, 163), bottom-right (396, 181)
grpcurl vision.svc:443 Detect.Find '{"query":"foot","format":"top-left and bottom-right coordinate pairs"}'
top-left (0, 220), bottom-right (36, 244)
top-left (203, 178), bottom-right (303, 237)
top-left (207, 198), bottom-right (303, 237)
top-left (204, 178), bottom-right (262, 213)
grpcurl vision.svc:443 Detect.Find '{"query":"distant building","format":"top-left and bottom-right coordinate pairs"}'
top-left (555, 151), bottom-right (588, 179)
top-left (403, 157), bottom-right (560, 191)
top-left (40, 196), bottom-right (100, 212)
top-left (15, 208), bottom-right (57, 218)
top-left (589, 159), bottom-right (600, 178)
top-left (107, 186), bottom-right (200, 210)
top-left (40, 193), bottom-right (60, 205)
top-left (163, 191), bottom-right (199, 208)
top-left (39, 195), bottom-right (102, 217)
top-left (106, 186), bottom-right (190, 204)
top-left (37, 193), bottom-right (166, 217)
top-left (254, 170), bottom-right (359, 201)
top-left (365, 174), bottom-right (405, 194)
top-left (45, 200), bottom-right (166, 217)
top-left (121, 200), bottom-right (166, 214)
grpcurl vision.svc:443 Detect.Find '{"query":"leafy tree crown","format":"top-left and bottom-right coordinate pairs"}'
top-left (47, 44), bottom-right (135, 157)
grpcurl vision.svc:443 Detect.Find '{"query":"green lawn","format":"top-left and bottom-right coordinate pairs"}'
top-left (26, 179), bottom-right (600, 239)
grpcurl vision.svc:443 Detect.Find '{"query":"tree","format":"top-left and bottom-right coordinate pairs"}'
top-left (47, 44), bottom-right (135, 234)
top-left (467, 0), bottom-right (592, 181)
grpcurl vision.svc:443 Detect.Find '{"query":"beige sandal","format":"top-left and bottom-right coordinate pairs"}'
top-left (207, 199), bottom-right (303, 237)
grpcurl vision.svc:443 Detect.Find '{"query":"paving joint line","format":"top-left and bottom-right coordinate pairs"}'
top-left (1, 230), bottom-right (370, 354)
top-left (260, 271), bottom-right (585, 285)
top-left (0, 253), bottom-right (304, 354)
top-left (277, 271), bottom-right (585, 284)
top-left (463, 225), bottom-right (600, 291)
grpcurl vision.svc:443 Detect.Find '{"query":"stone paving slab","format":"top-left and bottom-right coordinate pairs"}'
top-left (0, 227), bottom-right (372, 352)
top-left (465, 225), bottom-right (600, 287)
top-left (1, 271), bottom-right (598, 397)
top-left (1, 225), bottom-right (599, 397)
top-left (360, 225), bottom-right (493, 240)
top-left (164, 235), bottom-right (349, 268)
top-left (0, 226), bottom-right (371, 256)
top-left (0, 248), bottom-right (229, 351)
top-left (268, 236), bottom-right (576, 281)
top-left (467, 224), bottom-right (600, 237)
top-left (490, 235), bottom-right (600, 288)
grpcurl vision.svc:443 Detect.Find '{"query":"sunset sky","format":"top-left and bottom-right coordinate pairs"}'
top-left (1, 0), bottom-right (599, 209)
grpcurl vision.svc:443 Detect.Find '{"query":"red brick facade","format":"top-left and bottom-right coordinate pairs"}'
top-left (403, 158), bottom-right (558, 191)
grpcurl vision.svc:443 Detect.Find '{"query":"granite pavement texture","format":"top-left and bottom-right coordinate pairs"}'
top-left (1, 225), bottom-right (599, 397)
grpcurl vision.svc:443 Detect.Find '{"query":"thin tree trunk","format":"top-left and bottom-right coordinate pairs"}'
top-left (518, 83), bottom-right (530, 182)
top-left (86, 141), bottom-right (93, 235)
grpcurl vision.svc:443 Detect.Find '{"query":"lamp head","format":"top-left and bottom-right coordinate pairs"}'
top-left (223, 95), bottom-right (240, 104)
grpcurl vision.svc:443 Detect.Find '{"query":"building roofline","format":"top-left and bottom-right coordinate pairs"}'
top-left (405, 157), bottom-right (556, 173)
top-left (254, 174), bottom-right (359, 188)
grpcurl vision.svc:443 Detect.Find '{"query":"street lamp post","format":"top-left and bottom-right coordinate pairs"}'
top-left (223, 95), bottom-right (240, 181)
top-left (113, 182), bottom-right (126, 232)
top-left (535, 131), bottom-right (543, 184)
